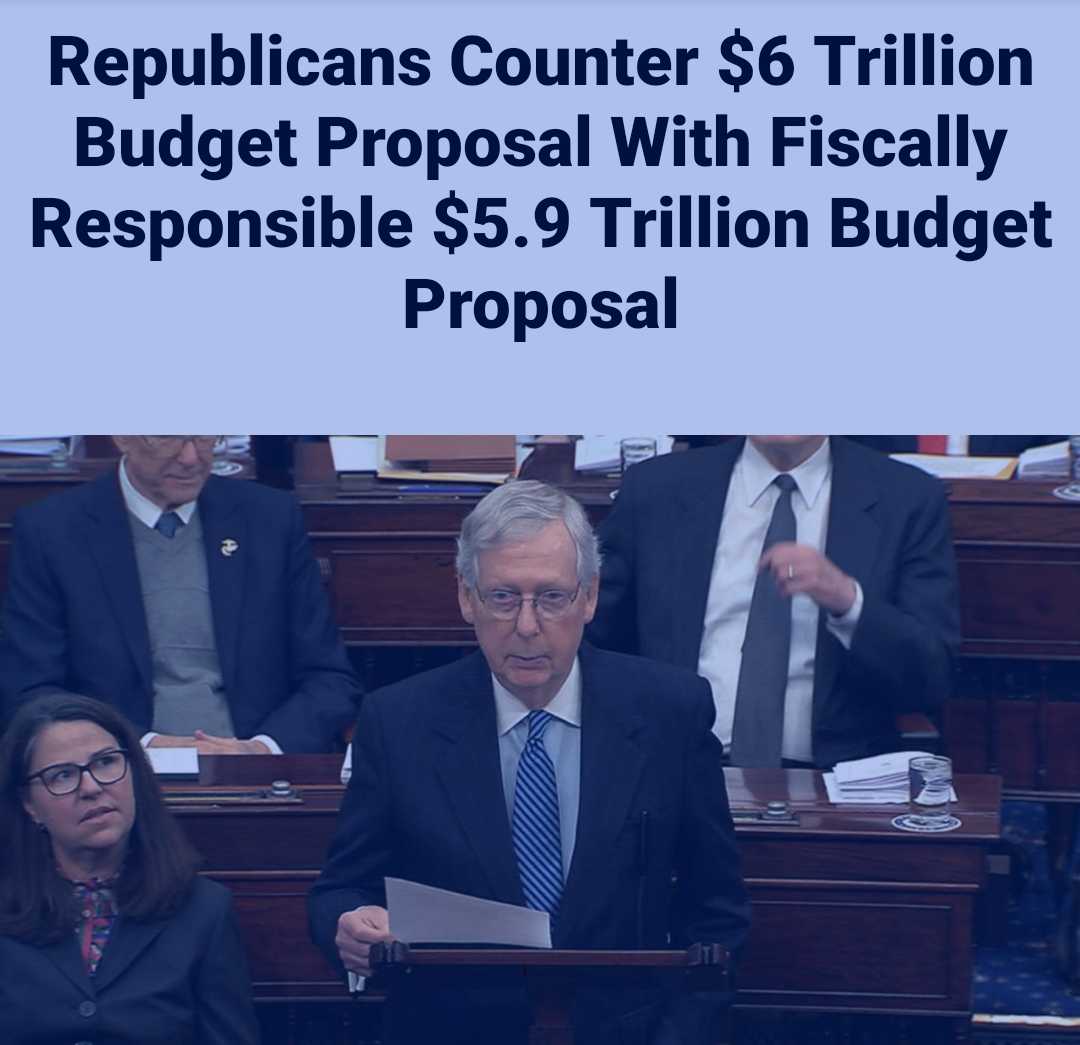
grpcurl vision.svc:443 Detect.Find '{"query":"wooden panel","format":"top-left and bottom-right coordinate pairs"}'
top-left (320, 544), bottom-right (472, 645)
top-left (738, 889), bottom-right (970, 1011)
top-left (956, 552), bottom-right (1080, 657)
top-left (213, 875), bottom-right (342, 993)
top-left (739, 838), bottom-right (982, 885)
top-left (168, 758), bottom-right (998, 1018)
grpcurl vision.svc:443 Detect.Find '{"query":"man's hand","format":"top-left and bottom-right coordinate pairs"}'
top-left (192, 731), bottom-right (272, 755)
top-left (759, 542), bottom-right (857, 616)
top-left (147, 734), bottom-right (198, 748)
top-left (336, 905), bottom-right (394, 976)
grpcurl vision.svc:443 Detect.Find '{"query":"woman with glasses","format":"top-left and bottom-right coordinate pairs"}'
top-left (0, 693), bottom-right (259, 1044)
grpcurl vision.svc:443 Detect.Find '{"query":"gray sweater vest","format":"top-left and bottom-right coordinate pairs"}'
top-left (130, 511), bottom-right (236, 737)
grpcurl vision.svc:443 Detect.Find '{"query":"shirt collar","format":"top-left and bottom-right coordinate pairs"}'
top-left (493, 658), bottom-right (583, 736)
top-left (738, 437), bottom-right (831, 511)
top-left (118, 458), bottom-right (198, 528)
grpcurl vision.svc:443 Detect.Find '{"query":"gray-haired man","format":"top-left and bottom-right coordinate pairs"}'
top-left (309, 480), bottom-right (748, 1045)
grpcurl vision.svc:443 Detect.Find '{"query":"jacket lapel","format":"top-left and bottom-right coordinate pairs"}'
top-left (83, 471), bottom-right (153, 693)
top-left (671, 440), bottom-right (742, 669)
top-left (198, 478), bottom-right (247, 697)
top-left (556, 646), bottom-right (646, 946)
top-left (91, 916), bottom-right (170, 994)
top-left (816, 438), bottom-right (881, 713)
top-left (432, 655), bottom-right (523, 905)
top-left (38, 934), bottom-right (94, 999)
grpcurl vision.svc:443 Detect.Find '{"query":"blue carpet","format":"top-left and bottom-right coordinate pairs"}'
top-left (973, 801), bottom-right (1080, 1019)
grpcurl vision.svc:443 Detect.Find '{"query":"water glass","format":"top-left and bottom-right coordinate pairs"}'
top-left (620, 437), bottom-right (657, 474)
top-left (892, 754), bottom-right (961, 833)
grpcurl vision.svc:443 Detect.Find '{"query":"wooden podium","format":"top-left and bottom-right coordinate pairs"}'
top-left (369, 941), bottom-right (730, 1045)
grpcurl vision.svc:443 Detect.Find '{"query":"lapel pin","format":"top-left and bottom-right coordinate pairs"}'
top-left (221, 538), bottom-right (239, 557)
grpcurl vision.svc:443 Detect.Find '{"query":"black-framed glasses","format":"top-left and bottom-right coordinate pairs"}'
top-left (142, 436), bottom-right (221, 455)
top-left (476, 586), bottom-right (581, 621)
top-left (25, 749), bottom-right (129, 797)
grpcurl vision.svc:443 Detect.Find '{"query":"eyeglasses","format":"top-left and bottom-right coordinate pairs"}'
top-left (475, 586), bottom-right (581, 621)
top-left (25, 749), bottom-right (129, 797)
top-left (142, 436), bottom-right (221, 455)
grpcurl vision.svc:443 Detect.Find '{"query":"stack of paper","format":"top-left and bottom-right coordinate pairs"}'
top-left (1017, 440), bottom-right (1069, 479)
top-left (384, 435), bottom-right (515, 475)
top-left (824, 750), bottom-right (940, 805)
top-left (0, 435), bottom-right (82, 457)
top-left (890, 454), bottom-right (1016, 480)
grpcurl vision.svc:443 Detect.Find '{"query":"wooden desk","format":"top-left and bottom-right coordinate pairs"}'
top-left (170, 756), bottom-right (999, 1029)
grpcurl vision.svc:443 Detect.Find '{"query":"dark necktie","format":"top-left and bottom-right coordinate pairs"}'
top-left (155, 511), bottom-right (182, 539)
top-left (512, 710), bottom-right (563, 918)
top-left (729, 474), bottom-right (798, 768)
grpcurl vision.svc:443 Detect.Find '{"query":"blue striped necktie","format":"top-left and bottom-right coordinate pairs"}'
top-left (512, 710), bottom-right (563, 917)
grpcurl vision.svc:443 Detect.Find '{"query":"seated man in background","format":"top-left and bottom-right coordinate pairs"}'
top-left (1, 435), bottom-right (361, 753)
top-left (588, 436), bottom-right (961, 769)
top-left (309, 480), bottom-right (748, 1045)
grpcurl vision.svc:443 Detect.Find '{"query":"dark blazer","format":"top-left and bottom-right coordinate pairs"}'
top-left (587, 437), bottom-right (961, 768)
top-left (308, 644), bottom-right (749, 1045)
top-left (0, 469), bottom-right (361, 751)
top-left (0, 876), bottom-right (258, 1045)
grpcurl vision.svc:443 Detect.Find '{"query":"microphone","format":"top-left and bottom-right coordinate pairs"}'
top-left (636, 811), bottom-right (649, 947)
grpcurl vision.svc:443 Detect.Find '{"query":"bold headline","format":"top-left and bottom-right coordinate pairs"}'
top-left (31, 31), bottom-right (1052, 340)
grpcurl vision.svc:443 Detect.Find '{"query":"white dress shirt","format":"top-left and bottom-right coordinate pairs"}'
top-left (119, 458), bottom-right (281, 754)
top-left (493, 660), bottom-right (582, 879)
top-left (697, 438), bottom-right (863, 763)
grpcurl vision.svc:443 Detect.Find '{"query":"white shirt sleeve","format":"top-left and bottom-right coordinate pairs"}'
top-left (825, 580), bottom-right (863, 650)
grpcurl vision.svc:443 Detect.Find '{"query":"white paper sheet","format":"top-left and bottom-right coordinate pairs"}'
top-left (890, 453), bottom-right (1014, 479)
top-left (329, 435), bottom-right (380, 473)
top-left (349, 876), bottom-right (553, 993)
top-left (824, 772), bottom-right (958, 805)
top-left (146, 746), bottom-right (199, 778)
top-left (386, 877), bottom-right (552, 948)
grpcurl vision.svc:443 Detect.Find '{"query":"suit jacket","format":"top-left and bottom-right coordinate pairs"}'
top-left (0, 469), bottom-right (361, 752)
top-left (0, 876), bottom-right (258, 1045)
top-left (308, 644), bottom-right (749, 1045)
top-left (587, 437), bottom-right (961, 768)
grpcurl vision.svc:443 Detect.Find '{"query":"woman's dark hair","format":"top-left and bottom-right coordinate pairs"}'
top-left (0, 693), bottom-right (201, 943)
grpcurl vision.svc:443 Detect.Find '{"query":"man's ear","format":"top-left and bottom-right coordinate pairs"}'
top-left (458, 579), bottom-right (476, 625)
top-left (112, 436), bottom-right (133, 456)
top-left (581, 576), bottom-right (600, 624)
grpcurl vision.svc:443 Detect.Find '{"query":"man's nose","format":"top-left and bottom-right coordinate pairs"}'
top-left (176, 439), bottom-right (202, 466)
top-left (514, 598), bottom-right (542, 637)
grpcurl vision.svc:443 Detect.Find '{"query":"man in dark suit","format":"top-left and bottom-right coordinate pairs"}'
top-left (309, 480), bottom-right (748, 1045)
top-left (0, 436), bottom-right (360, 752)
top-left (588, 436), bottom-right (961, 769)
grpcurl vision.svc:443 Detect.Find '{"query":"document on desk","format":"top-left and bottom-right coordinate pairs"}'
top-left (386, 877), bottom-right (552, 947)
top-left (890, 453), bottom-right (1016, 480)
top-left (145, 746), bottom-right (199, 779)
top-left (825, 751), bottom-right (957, 804)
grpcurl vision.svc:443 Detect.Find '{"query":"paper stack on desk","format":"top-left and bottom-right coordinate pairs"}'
top-left (824, 751), bottom-right (956, 805)
top-left (1017, 440), bottom-right (1069, 479)
top-left (890, 454), bottom-right (1016, 480)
